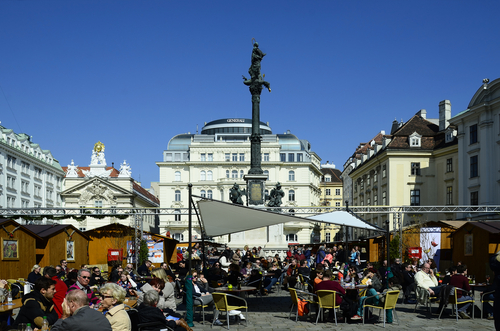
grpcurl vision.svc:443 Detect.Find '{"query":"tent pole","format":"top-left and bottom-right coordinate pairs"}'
top-left (186, 183), bottom-right (194, 327)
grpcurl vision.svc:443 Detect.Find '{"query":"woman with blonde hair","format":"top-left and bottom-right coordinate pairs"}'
top-left (27, 264), bottom-right (42, 283)
top-left (100, 282), bottom-right (131, 331)
top-left (151, 267), bottom-right (177, 311)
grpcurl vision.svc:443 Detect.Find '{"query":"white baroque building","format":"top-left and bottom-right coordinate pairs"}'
top-left (451, 78), bottom-right (500, 218)
top-left (0, 123), bottom-right (65, 211)
top-left (156, 118), bottom-right (322, 249)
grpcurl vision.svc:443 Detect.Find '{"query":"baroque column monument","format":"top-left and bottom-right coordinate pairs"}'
top-left (242, 41), bottom-right (271, 205)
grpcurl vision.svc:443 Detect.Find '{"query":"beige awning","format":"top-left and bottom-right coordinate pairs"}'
top-left (197, 199), bottom-right (382, 238)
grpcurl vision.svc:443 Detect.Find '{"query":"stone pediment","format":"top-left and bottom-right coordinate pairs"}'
top-left (62, 178), bottom-right (132, 205)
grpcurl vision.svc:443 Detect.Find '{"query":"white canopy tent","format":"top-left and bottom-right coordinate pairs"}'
top-left (197, 199), bottom-right (383, 238)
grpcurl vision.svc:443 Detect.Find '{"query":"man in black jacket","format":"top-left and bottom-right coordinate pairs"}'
top-left (12, 277), bottom-right (59, 329)
top-left (138, 290), bottom-right (192, 331)
top-left (402, 263), bottom-right (416, 303)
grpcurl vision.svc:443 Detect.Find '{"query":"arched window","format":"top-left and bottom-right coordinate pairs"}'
top-left (200, 171), bottom-right (206, 181)
top-left (232, 170), bottom-right (238, 179)
top-left (207, 171), bottom-right (213, 181)
top-left (175, 190), bottom-right (181, 201)
top-left (207, 190), bottom-right (213, 199)
top-left (240, 170), bottom-right (244, 178)
top-left (288, 190), bottom-right (295, 201)
top-left (226, 170), bottom-right (230, 178)
top-left (288, 170), bottom-right (295, 181)
top-left (175, 171), bottom-right (181, 181)
top-left (201, 190), bottom-right (206, 198)
top-left (264, 170), bottom-right (269, 179)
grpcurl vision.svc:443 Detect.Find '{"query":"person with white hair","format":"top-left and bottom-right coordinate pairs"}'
top-left (137, 290), bottom-right (193, 331)
top-left (99, 283), bottom-right (131, 331)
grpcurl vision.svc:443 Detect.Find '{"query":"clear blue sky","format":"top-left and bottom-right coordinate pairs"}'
top-left (1, 1), bottom-right (499, 187)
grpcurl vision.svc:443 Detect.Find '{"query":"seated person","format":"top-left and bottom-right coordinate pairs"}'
top-left (263, 262), bottom-right (282, 293)
top-left (282, 259), bottom-right (299, 289)
top-left (360, 269), bottom-right (374, 286)
top-left (352, 276), bottom-right (401, 320)
top-left (246, 269), bottom-right (263, 294)
top-left (99, 283), bottom-right (131, 331)
top-left (116, 270), bottom-right (138, 296)
top-left (226, 263), bottom-right (243, 287)
top-left (414, 262), bottom-right (441, 298)
top-left (89, 267), bottom-right (106, 287)
top-left (344, 265), bottom-right (360, 284)
top-left (298, 260), bottom-right (310, 278)
top-left (12, 277), bottom-right (59, 329)
top-left (449, 265), bottom-right (473, 319)
top-left (441, 266), bottom-right (457, 285)
top-left (402, 263), bottom-right (416, 302)
top-left (138, 260), bottom-right (153, 277)
top-left (137, 290), bottom-right (192, 331)
top-left (64, 270), bottom-right (78, 288)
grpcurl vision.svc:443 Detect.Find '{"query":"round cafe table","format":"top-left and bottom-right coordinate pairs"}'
top-left (214, 286), bottom-right (257, 293)
top-left (0, 298), bottom-right (22, 313)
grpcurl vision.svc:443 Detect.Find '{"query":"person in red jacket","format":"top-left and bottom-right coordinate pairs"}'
top-left (43, 266), bottom-right (68, 318)
top-left (449, 264), bottom-right (473, 319)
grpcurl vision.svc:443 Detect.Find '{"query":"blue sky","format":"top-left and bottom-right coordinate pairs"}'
top-left (1, 1), bottom-right (499, 187)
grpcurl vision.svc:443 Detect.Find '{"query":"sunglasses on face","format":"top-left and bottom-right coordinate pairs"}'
top-left (80, 276), bottom-right (91, 279)
top-left (100, 295), bottom-right (113, 299)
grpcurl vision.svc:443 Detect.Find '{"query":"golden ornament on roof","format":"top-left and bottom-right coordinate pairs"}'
top-left (94, 141), bottom-right (105, 153)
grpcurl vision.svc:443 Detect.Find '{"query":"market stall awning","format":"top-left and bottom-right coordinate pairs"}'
top-left (307, 211), bottom-right (383, 231)
top-left (197, 199), bottom-right (382, 238)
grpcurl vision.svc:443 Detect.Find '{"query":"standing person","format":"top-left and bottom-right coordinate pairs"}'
top-left (449, 265), bottom-right (473, 319)
top-left (258, 246), bottom-right (266, 259)
top-left (50, 290), bottom-right (112, 331)
top-left (60, 259), bottom-right (69, 276)
top-left (27, 264), bottom-right (42, 284)
top-left (337, 245), bottom-right (346, 264)
top-left (99, 283), bottom-right (132, 331)
top-left (67, 268), bottom-right (100, 306)
top-left (232, 249), bottom-right (242, 265)
top-left (304, 247), bottom-right (312, 266)
top-left (12, 277), bottom-right (59, 329)
top-left (316, 245), bottom-right (326, 265)
top-left (43, 266), bottom-right (68, 318)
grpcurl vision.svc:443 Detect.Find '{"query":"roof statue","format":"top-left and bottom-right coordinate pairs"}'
top-left (66, 160), bottom-right (79, 178)
top-left (118, 160), bottom-right (132, 177)
top-left (82, 142), bottom-right (112, 178)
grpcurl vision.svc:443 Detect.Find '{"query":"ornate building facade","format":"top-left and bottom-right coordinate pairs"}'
top-left (156, 118), bottom-right (322, 249)
top-left (318, 162), bottom-right (343, 243)
top-left (61, 143), bottom-right (159, 232)
top-left (342, 103), bottom-right (459, 238)
top-left (0, 123), bottom-right (65, 211)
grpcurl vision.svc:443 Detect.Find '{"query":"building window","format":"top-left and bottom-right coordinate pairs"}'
top-left (325, 233), bottom-right (331, 243)
top-left (374, 194), bottom-right (378, 205)
top-left (174, 153), bottom-right (181, 161)
top-left (354, 183), bottom-right (357, 193)
top-left (174, 209), bottom-right (181, 221)
top-left (175, 171), bottom-right (181, 181)
top-left (446, 158), bottom-right (453, 172)
top-left (264, 170), bottom-right (269, 179)
top-left (470, 191), bottom-right (479, 205)
top-left (280, 153), bottom-right (286, 162)
top-left (335, 202), bottom-right (341, 207)
top-left (7, 176), bottom-right (15, 189)
top-left (410, 190), bottom-right (420, 206)
top-left (297, 153), bottom-right (303, 162)
top-left (288, 153), bottom-right (294, 162)
top-left (263, 153), bottom-right (270, 161)
top-left (7, 196), bottom-right (15, 208)
top-left (360, 178), bottom-right (364, 190)
top-left (175, 190), bottom-right (181, 201)
top-left (34, 185), bottom-right (41, 198)
top-left (201, 190), bottom-right (206, 198)
top-left (367, 197), bottom-right (371, 206)
top-left (207, 153), bottom-right (213, 161)
top-left (470, 124), bottom-right (478, 144)
top-left (232, 153), bottom-right (238, 162)
top-left (239, 170), bottom-right (244, 178)
top-left (200, 153), bottom-right (206, 162)
top-left (335, 189), bottom-right (340, 196)
top-left (288, 170), bottom-right (295, 181)
top-left (231, 170), bottom-right (238, 178)
top-left (409, 132), bottom-right (422, 147)
top-left (200, 171), bottom-right (206, 181)
top-left (95, 200), bottom-right (103, 214)
top-left (470, 155), bottom-right (478, 178)
top-left (411, 162), bottom-right (421, 175)
top-left (165, 153), bottom-right (172, 161)
top-left (446, 186), bottom-right (453, 205)
top-left (21, 161), bottom-right (30, 173)
top-left (374, 170), bottom-right (378, 183)
top-left (382, 165), bottom-right (387, 178)
top-left (207, 171), bottom-right (213, 181)
top-left (326, 189), bottom-right (331, 196)
top-left (239, 153), bottom-right (245, 162)
top-left (367, 174), bottom-right (371, 186)
top-left (21, 180), bottom-right (29, 193)
top-left (288, 190), bottom-right (295, 201)
top-left (7, 155), bottom-right (16, 168)
top-left (207, 190), bottom-right (213, 199)
top-left (286, 234), bottom-right (297, 242)
top-left (173, 233), bottom-right (184, 241)
top-left (34, 167), bottom-right (42, 179)
top-left (325, 176), bottom-right (331, 182)
top-left (226, 170), bottom-right (229, 178)
top-left (382, 191), bottom-right (387, 205)
top-left (225, 153), bottom-right (230, 161)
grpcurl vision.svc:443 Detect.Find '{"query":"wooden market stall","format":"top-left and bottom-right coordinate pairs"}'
top-left (24, 224), bottom-right (90, 270)
top-left (452, 221), bottom-right (500, 283)
top-left (85, 223), bottom-right (178, 268)
top-left (0, 219), bottom-right (42, 280)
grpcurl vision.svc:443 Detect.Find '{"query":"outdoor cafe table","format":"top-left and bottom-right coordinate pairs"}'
top-left (0, 298), bottom-right (22, 313)
top-left (469, 283), bottom-right (489, 294)
top-left (214, 286), bottom-right (257, 298)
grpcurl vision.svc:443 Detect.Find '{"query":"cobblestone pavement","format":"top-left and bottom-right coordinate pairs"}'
top-left (177, 288), bottom-right (495, 331)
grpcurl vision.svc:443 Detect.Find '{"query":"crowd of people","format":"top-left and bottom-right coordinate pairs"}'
top-left (0, 259), bottom-right (194, 331)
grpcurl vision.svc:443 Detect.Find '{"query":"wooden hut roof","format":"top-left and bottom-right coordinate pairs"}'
top-left (456, 221), bottom-right (500, 234)
top-left (0, 219), bottom-right (44, 240)
top-left (23, 224), bottom-right (91, 240)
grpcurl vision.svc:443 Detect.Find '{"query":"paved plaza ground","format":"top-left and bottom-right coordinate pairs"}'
top-left (178, 288), bottom-right (496, 331)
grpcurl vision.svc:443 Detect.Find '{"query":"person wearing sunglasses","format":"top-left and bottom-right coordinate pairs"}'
top-left (67, 268), bottom-right (100, 307)
top-left (100, 283), bottom-right (132, 331)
